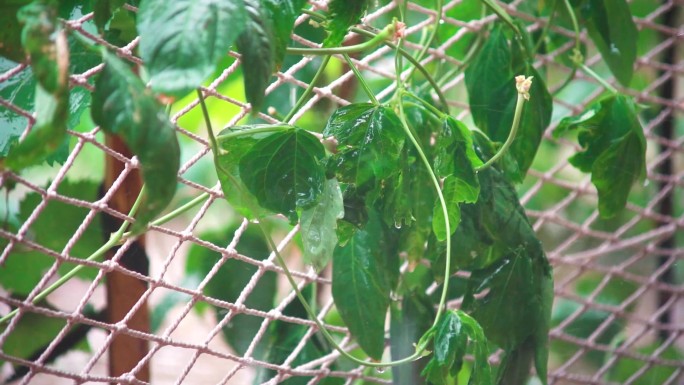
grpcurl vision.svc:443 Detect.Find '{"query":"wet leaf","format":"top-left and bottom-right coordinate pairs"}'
top-left (582, 0), bottom-right (637, 87)
top-left (237, 0), bottom-right (275, 113)
top-left (262, 0), bottom-right (307, 69)
top-left (332, 214), bottom-right (391, 360)
top-left (137, 0), bottom-right (245, 97)
top-left (300, 178), bottom-right (344, 270)
top-left (91, 51), bottom-right (180, 232)
top-left (554, 94), bottom-right (646, 218)
top-left (239, 127), bottom-right (326, 222)
top-left (323, 0), bottom-right (369, 47)
top-left (432, 176), bottom-right (464, 242)
top-left (324, 103), bottom-right (405, 192)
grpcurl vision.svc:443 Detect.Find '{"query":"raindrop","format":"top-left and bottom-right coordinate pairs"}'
top-left (376, 367), bottom-right (386, 374)
top-left (438, 19), bottom-right (445, 25)
top-left (394, 220), bottom-right (402, 229)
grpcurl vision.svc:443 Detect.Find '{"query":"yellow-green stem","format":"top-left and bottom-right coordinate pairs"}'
top-left (475, 92), bottom-right (526, 172)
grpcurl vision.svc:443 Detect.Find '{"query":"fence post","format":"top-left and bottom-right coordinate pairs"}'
top-left (103, 135), bottom-right (150, 383)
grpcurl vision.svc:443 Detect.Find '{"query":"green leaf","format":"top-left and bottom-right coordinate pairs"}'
top-left (462, 248), bottom-right (552, 385)
top-left (554, 94), bottom-right (646, 218)
top-left (332, 214), bottom-right (391, 360)
top-left (324, 103), bottom-right (405, 191)
top-left (91, 51), bottom-right (180, 232)
top-left (323, 0), bottom-right (369, 47)
top-left (239, 128), bottom-right (326, 222)
top-left (215, 126), bottom-right (276, 219)
top-left (432, 176), bottom-right (463, 242)
top-left (0, 309), bottom-right (66, 366)
top-left (93, 0), bottom-right (125, 34)
top-left (299, 178), bottom-right (344, 270)
top-left (137, 0), bottom-right (245, 97)
top-left (390, 291), bottom-right (434, 385)
top-left (18, 1), bottom-right (63, 93)
top-left (3, 1), bottom-right (71, 171)
top-left (5, 82), bottom-right (68, 171)
top-left (421, 310), bottom-right (493, 385)
top-left (582, 0), bottom-right (638, 87)
top-left (464, 25), bottom-right (552, 182)
top-left (237, 0), bottom-right (275, 113)
top-left (184, 225), bottom-right (275, 356)
top-left (0, 180), bottom-right (105, 296)
top-left (262, 0), bottom-right (307, 69)
top-left (434, 117), bottom-right (482, 178)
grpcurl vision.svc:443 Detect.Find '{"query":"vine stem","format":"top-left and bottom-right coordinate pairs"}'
top-left (286, 23), bottom-right (396, 56)
top-left (554, 0), bottom-right (582, 95)
top-left (283, 55), bottom-right (331, 123)
top-left (0, 186), bottom-right (146, 325)
top-left (300, 9), bottom-right (449, 111)
top-left (397, 98), bottom-right (452, 330)
top-left (216, 125), bottom-right (291, 143)
top-left (342, 54), bottom-right (378, 104)
top-left (475, 75), bottom-right (532, 172)
top-left (405, 0), bottom-right (443, 81)
top-left (579, 63), bottom-right (618, 94)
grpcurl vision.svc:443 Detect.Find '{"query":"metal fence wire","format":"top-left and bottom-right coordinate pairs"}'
top-left (1, 0), bottom-right (683, 384)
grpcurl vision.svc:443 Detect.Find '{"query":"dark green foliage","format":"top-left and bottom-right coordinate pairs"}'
top-left (581, 0), bottom-right (638, 86)
top-left (299, 178), bottom-right (344, 270)
top-left (554, 94), bottom-right (646, 217)
top-left (324, 103), bottom-right (405, 192)
top-left (137, 0), bottom-right (245, 97)
top-left (239, 128), bottom-right (326, 222)
top-left (237, 0), bottom-right (275, 113)
top-left (332, 213), bottom-right (394, 360)
top-left (4, 1), bottom-right (69, 171)
top-left (323, 0), bottom-right (369, 47)
top-left (93, 0), bottom-right (125, 34)
top-left (91, 51), bottom-right (180, 232)
top-left (465, 24), bottom-right (552, 182)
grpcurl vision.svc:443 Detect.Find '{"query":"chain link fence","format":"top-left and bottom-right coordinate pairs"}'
top-left (1, 0), bottom-right (683, 384)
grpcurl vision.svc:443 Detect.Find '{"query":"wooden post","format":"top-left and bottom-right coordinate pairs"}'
top-left (103, 135), bottom-right (150, 382)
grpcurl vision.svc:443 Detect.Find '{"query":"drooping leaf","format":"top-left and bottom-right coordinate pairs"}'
top-left (0, 180), bottom-right (105, 295)
top-left (91, 51), bottom-right (180, 232)
top-left (93, 0), bottom-right (126, 34)
top-left (324, 103), bottom-right (405, 192)
top-left (299, 178), bottom-right (344, 270)
top-left (421, 310), bottom-right (493, 385)
top-left (464, 24), bottom-right (552, 182)
top-left (323, 0), bottom-right (369, 47)
top-left (581, 0), bottom-right (637, 87)
top-left (432, 176), bottom-right (464, 242)
top-left (434, 117), bottom-right (482, 178)
top-left (237, 0), bottom-right (275, 113)
top-left (554, 94), bottom-right (646, 218)
top-left (262, 0), bottom-right (307, 69)
top-left (3, 1), bottom-right (70, 171)
top-left (17, 1), bottom-right (63, 93)
top-left (390, 291), bottom-right (434, 385)
top-left (332, 214), bottom-right (392, 360)
top-left (462, 248), bottom-right (552, 384)
top-left (239, 127), bottom-right (326, 222)
top-left (137, 0), bottom-right (245, 97)
top-left (184, 225), bottom-right (275, 356)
